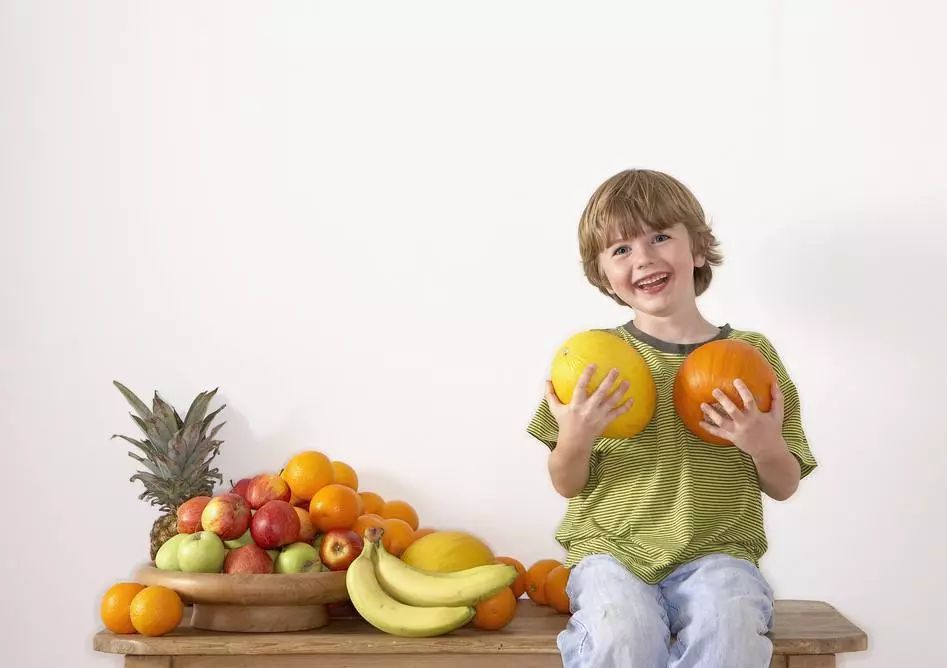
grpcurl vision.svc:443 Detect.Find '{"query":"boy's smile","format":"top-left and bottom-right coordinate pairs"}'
top-left (633, 271), bottom-right (672, 294)
top-left (598, 222), bottom-right (705, 317)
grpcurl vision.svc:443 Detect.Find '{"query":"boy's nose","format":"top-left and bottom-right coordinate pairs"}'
top-left (636, 249), bottom-right (656, 268)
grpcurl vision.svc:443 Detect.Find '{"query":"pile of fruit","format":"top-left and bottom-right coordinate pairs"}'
top-left (100, 382), bottom-right (580, 638)
top-left (153, 453), bottom-right (379, 575)
top-left (346, 527), bottom-right (518, 636)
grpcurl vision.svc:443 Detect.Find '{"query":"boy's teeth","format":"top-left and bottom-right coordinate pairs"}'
top-left (637, 274), bottom-right (669, 287)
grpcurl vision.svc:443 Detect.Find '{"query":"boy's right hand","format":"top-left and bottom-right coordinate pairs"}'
top-left (545, 364), bottom-right (634, 442)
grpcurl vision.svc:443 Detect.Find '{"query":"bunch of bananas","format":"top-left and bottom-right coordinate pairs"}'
top-left (345, 529), bottom-right (518, 637)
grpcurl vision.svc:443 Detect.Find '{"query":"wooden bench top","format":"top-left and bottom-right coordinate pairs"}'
top-left (94, 599), bottom-right (867, 662)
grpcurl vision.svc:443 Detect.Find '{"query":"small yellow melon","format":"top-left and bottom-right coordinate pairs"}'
top-left (400, 531), bottom-right (495, 572)
top-left (550, 330), bottom-right (656, 439)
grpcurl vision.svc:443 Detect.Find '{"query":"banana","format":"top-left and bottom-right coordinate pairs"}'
top-left (345, 539), bottom-right (475, 637)
top-left (373, 539), bottom-right (518, 607)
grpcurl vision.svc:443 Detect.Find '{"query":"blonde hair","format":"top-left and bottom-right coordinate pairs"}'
top-left (578, 169), bottom-right (723, 305)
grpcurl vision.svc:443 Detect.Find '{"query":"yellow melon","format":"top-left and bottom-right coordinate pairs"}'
top-left (400, 531), bottom-right (495, 572)
top-left (550, 330), bottom-right (656, 439)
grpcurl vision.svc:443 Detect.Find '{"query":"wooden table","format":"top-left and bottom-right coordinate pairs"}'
top-left (94, 599), bottom-right (867, 667)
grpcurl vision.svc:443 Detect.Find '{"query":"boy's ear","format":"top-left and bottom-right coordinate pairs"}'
top-left (694, 252), bottom-right (706, 268)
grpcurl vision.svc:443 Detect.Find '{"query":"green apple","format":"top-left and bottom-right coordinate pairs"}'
top-left (155, 533), bottom-right (189, 571)
top-left (275, 542), bottom-right (322, 573)
top-left (177, 531), bottom-right (227, 573)
top-left (224, 529), bottom-right (253, 549)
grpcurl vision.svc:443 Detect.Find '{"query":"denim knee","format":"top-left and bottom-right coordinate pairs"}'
top-left (558, 555), bottom-right (671, 667)
top-left (693, 594), bottom-right (772, 639)
top-left (559, 603), bottom-right (670, 668)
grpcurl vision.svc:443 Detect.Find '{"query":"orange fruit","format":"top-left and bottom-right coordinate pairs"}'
top-left (288, 489), bottom-right (311, 508)
top-left (544, 565), bottom-right (571, 614)
top-left (412, 527), bottom-right (436, 542)
top-left (496, 556), bottom-right (527, 599)
top-left (472, 587), bottom-right (518, 630)
top-left (352, 513), bottom-right (385, 541)
top-left (100, 582), bottom-right (146, 634)
top-left (381, 499), bottom-right (419, 530)
top-left (282, 451), bottom-right (334, 502)
top-left (294, 506), bottom-right (316, 542)
top-left (380, 517), bottom-right (416, 557)
top-left (359, 491), bottom-right (385, 516)
top-left (128, 585), bottom-right (183, 637)
top-left (309, 483), bottom-right (361, 532)
top-left (525, 559), bottom-right (562, 605)
top-left (331, 461), bottom-right (359, 490)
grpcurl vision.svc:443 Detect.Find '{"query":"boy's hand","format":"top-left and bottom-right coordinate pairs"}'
top-left (698, 378), bottom-right (785, 457)
top-left (545, 364), bottom-right (634, 442)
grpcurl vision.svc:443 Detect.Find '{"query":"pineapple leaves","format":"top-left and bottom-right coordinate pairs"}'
top-left (113, 435), bottom-right (171, 477)
top-left (208, 421), bottom-right (226, 440)
top-left (201, 405), bottom-right (227, 437)
top-left (131, 415), bottom-right (163, 447)
top-left (167, 431), bottom-right (188, 467)
top-left (127, 452), bottom-right (164, 477)
top-left (152, 392), bottom-right (179, 439)
top-left (129, 472), bottom-right (178, 510)
top-left (111, 434), bottom-right (158, 460)
top-left (183, 388), bottom-right (218, 428)
top-left (113, 382), bottom-right (226, 510)
top-left (176, 420), bottom-right (203, 471)
top-left (113, 381), bottom-right (154, 421)
top-left (183, 462), bottom-right (223, 488)
top-left (181, 437), bottom-right (222, 474)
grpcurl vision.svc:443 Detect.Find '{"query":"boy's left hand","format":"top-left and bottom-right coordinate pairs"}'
top-left (699, 379), bottom-right (785, 457)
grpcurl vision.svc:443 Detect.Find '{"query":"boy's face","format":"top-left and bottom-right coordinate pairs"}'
top-left (598, 222), bottom-right (706, 316)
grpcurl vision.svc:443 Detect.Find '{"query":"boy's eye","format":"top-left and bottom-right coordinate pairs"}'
top-left (654, 233), bottom-right (670, 242)
top-left (612, 245), bottom-right (630, 256)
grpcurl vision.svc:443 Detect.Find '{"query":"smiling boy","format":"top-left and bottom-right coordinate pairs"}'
top-left (528, 169), bottom-right (818, 667)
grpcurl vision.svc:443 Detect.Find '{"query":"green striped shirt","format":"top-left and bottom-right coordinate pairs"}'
top-left (527, 322), bottom-right (817, 584)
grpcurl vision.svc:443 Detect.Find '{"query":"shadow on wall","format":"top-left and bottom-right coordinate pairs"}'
top-left (208, 398), bottom-right (263, 490)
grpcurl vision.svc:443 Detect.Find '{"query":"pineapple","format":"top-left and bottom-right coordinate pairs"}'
top-left (112, 381), bottom-right (226, 560)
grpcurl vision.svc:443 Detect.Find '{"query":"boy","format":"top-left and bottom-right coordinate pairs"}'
top-left (527, 169), bottom-right (817, 667)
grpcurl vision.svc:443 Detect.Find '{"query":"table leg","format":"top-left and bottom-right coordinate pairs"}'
top-left (788, 657), bottom-right (836, 668)
top-left (126, 657), bottom-right (172, 668)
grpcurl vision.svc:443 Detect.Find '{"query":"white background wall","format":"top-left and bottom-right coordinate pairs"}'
top-left (2, 1), bottom-right (945, 666)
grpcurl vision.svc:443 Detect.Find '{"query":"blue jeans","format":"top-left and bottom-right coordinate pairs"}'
top-left (558, 553), bottom-right (775, 668)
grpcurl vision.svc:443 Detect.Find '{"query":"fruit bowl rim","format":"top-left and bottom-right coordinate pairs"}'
top-left (134, 564), bottom-right (349, 606)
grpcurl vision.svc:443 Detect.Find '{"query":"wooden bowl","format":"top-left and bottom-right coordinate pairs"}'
top-left (134, 565), bottom-right (349, 633)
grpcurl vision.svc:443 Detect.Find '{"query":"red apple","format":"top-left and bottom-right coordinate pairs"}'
top-left (250, 500), bottom-right (300, 549)
top-left (176, 495), bottom-right (211, 534)
top-left (319, 529), bottom-right (364, 571)
top-left (294, 506), bottom-right (316, 543)
top-left (246, 473), bottom-right (291, 510)
top-left (201, 493), bottom-right (250, 541)
top-left (230, 477), bottom-right (252, 502)
top-left (223, 543), bottom-right (273, 574)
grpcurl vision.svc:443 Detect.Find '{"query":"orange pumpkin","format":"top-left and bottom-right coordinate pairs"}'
top-left (673, 339), bottom-right (777, 446)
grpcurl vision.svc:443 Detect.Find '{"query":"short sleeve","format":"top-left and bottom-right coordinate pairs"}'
top-left (756, 334), bottom-right (818, 479)
top-left (526, 397), bottom-right (560, 451)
